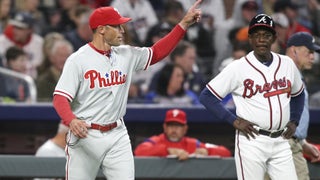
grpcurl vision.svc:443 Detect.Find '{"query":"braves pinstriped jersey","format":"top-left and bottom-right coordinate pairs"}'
top-left (54, 44), bottom-right (152, 125)
top-left (207, 51), bottom-right (304, 130)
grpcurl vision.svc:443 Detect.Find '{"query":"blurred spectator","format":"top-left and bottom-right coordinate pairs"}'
top-left (129, 23), bottom-right (171, 103)
top-left (79, 0), bottom-right (111, 8)
top-left (36, 38), bottom-right (73, 102)
top-left (0, 11), bottom-right (44, 79)
top-left (0, 0), bottom-right (12, 33)
top-left (271, 12), bottom-right (290, 54)
top-left (34, 123), bottom-right (68, 180)
top-left (273, 0), bottom-right (312, 40)
top-left (213, 0), bottom-right (258, 76)
top-left (176, 0), bottom-right (226, 27)
top-left (218, 41), bottom-right (251, 73)
top-left (55, 0), bottom-right (80, 33)
top-left (40, 32), bottom-right (65, 75)
top-left (134, 109), bottom-right (232, 160)
top-left (308, 0), bottom-right (320, 37)
top-left (35, 123), bottom-right (68, 157)
top-left (149, 40), bottom-right (206, 95)
top-left (0, 46), bottom-right (30, 102)
top-left (40, 7), bottom-right (62, 36)
top-left (257, 0), bottom-right (277, 15)
top-left (111, 0), bottom-right (159, 46)
top-left (310, 91), bottom-right (320, 108)
top-left (145, 63), bottom-right (200, 106)
top-left (176, 0), bottom-right (226, 78)
top-left (145, 0), bottom-right (186, 47)
top-left (63, 5), bottom-right (93, 51)
top-left (14, 0), bottom-right (46, 35)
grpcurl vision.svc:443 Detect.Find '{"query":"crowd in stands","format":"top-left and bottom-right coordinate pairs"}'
top-left (1, 0), bottom-right (320, 107)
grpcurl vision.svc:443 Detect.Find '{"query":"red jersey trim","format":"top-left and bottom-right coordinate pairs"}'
top-left (206, 84), bottom-right (223, 100)
top-left (54, 90), bottom-right (73, 102)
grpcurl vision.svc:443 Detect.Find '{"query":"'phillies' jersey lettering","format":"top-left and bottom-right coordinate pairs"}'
top-left (84, 70), bottom-right (126, 89)
top-left (242, 77), bottom-right (291, 98)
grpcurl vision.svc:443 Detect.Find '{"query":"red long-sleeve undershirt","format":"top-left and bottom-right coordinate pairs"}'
top-left (53, 95), bottom-right (75, 126)
top-left (53, 24), bottom-right (186, 126)
top-left (150, 24), bottom-right (186, 64)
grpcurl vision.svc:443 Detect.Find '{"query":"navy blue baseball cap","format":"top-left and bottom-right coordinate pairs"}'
top-left (9, 12), bottom-right (34, 29)
top-left (287, 32), bottom-right (320, 52)
top-left (248, 14), bottom-right (276, 35)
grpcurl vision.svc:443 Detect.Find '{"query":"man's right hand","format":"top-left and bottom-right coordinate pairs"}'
top-left (69, 119), bottom-right (91, 138)
top-left (233, 117), bottom-right (259, 140)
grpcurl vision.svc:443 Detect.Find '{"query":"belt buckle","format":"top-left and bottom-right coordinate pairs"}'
top-left (269, 131), bottom-right (276, 138)
top-left (269, 130), bottom-right (281, 138)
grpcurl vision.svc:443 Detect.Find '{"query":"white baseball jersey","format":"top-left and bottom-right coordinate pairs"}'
top-left (207, 51), bottom-right (304, 130)
top-left (54, 44), bottom-right (152, 125)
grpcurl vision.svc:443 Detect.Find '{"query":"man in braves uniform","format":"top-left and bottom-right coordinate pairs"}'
top-left (52, 1), bottom-right (202, 180)
top-left (134, 109), bottom-right (231, 160)
top-left (200, 14), bottom-right (305, 180)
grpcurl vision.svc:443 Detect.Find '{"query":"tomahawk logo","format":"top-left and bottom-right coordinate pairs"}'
top-left (257, 16), bottom-right (267, 23)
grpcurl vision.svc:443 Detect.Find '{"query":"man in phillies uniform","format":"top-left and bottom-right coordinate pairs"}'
top-left (52, 1), bottom-right (202, 180)
top-left (200, 14), bottom-right (305, 180)
top-left (134, 109), bottom-right (231, 160)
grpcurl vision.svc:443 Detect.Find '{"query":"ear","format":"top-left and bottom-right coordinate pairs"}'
top-left (272, 34), bottom-right (277, 43)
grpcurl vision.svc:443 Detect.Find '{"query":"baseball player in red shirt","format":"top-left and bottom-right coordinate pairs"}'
top-left (134, 109), bottom-right (231, 160)
top-left (52, 1), bottom-right (202, 180)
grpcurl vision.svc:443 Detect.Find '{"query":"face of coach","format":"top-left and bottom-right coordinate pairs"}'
top-left (89, 7), bottom-right (131, 47)
top-left (248, 14), bottom-right (277, 62)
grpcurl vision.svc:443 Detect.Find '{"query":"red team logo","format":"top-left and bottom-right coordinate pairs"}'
top-left (242, 77), bottom-right (291, 98)
top-left (84, 70), bottom-right (127, 88)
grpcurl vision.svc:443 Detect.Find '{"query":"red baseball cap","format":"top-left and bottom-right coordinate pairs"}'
top-left (164, 109), bottom-right (187, 125)
top-left (89, 7), bottom-right (131, 29)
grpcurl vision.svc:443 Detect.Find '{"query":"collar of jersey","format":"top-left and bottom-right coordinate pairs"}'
top-left (88, 42), bottom-right (111, 58)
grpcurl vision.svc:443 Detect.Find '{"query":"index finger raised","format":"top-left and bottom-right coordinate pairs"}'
top-left (189, 0), bottom-right (202, 11)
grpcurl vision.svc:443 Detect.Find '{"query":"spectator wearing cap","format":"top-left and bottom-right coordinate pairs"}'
top-left (0, 11), bottom-right (44, 79)
top-left (134, 109), bottom-right (231, 160)
top-left (200, 13), bottom-right (305, 180)
top-left (265, 32), bottom-right (320, 180)
top-left (213, 0), bottom-right (258, 76)
top-left (271, 12), bottom-right (290, 54)
top-left (273, 0), bottom-right (311, 40)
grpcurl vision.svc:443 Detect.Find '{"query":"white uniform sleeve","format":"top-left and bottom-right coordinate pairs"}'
top-left (290, 59), bottom-right (304, 96)
top-left (54, 57), bottom-right (81, 101)
top-left (207, 60), bottom-right (240, 100)
top-left (130, 46), bottom-right (153, 71)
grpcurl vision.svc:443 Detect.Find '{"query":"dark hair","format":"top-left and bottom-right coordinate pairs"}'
top-left (156, 63), bottom-right (185, 96)
top-left (5, 46), bottom-right (26, 61)
top-left (165, 0), bottom-right (184, 16)
top-left (170, 40), bottom-right (194, 62)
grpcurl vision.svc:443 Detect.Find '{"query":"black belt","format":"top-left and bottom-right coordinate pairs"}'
top-left (259, 129), bottom-right (284, 138)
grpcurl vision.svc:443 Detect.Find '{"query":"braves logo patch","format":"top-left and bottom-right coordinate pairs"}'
top-left (242, 77), bottom-right (291, 98)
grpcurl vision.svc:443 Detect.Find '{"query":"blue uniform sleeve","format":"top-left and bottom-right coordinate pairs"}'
top-left (199, 87), bottom-right (237, 124)
top-left (290, 90), bottom-right (305, 126)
